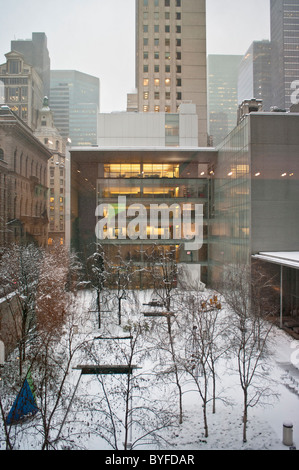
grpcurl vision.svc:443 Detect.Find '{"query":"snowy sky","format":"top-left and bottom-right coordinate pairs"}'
top-left (0, 0), bottom-right (270, 112)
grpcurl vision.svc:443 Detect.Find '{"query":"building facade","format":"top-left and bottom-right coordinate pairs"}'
top-left (10, 32), bottom-right (51, 97)
top-left (135, 0), bottom-right (208, 147)
top-left (0, 106), bottom-right (52, 246)
top-left (34, 97), bottom-right (66, 246)
top-left (98, 102), bottom-right (198, 147)
top-left (50, 70), bottom-right (100, 146)
top-left (271, 0), bottom-right (299, 110)
top-left (209, 111), bottom-right (299, 286)
top-left (68, 146), bottom-right (217, 286)
top-left (0, 51), bottom-right (44, 131)
top-left (238, 41), bottom-right (273, 112)
top-left (67, 110), bottom-right (299, 315)
top-left (207, 54), bottom-right (242, 146)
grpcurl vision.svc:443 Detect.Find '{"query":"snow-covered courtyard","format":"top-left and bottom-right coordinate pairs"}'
top-left (1, 287), bottom-right (299, 451)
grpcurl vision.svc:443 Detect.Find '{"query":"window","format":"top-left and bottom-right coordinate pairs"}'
top-left (143, 0), bottom-right (148, 5)
top-left (177, 92), bottom-right (182, 100)
top-left (144, 78), bottom-right (149, 86)
top-left (154, 65), bottom-right (159, 73)
top-left (144, 65), bottom-right (149, 73)
top-left (154, 25), bottom-right (159, 33)
top-left (177, 65), bottom-right (181, 73)
top-left (165, 25), bottom-right (170, 33)
top-left (176, 39), bottom-right (181, 47)
top-left (176, 0), bottom-right (181, 6)
top-left (154, 92), bottom-right (160, 100)
top-left (154, 38), bottom-right (159, 46)
top-left (166, 92), bottom-right (171, 100)
top-left (165, 0), bottom-right (170, 6)
top-left (8, 59), bottom-right (21, 74)
top-left (154, 105), bottom-right (160, 112)
top-left (165, 78), bottom-right (171, 86)
top-left (144, 51), bottom-right (148, 59)
top-left (177, 78), bottom-right (182, 86)
top-left (21, 87), bottom-right (27, 101)
top-left (143, 25), bottom-right (148, 33)
top-left (176, 25), bottom-right (181, 34)
top-left (143, 91), bottom-right (149, 100)
top-left (154, 52), bottom-right (159, 59)
top-left (154, 78), bottom-right (160, 86)
top-left (165, 114), bottom-right (180, 146)
top-left (0, 149), bottom-right (4, 161)
top-left (165, 52), bottom-right (171, 60)
top-left (165, 65), bottom-right (170, 73)
top-left (8, 87), bottom-right (19, 102)
top-left (165, 12), bottom-right (170, 20)
top-left (176, 12), bottom-right (181, 19)
top-left (154, 0), bottom-right (159, 5)
top-left (176, 51), bottom-right (181, 60)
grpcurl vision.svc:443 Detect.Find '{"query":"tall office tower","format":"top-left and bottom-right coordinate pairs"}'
top-left (0, 51), bottom-right (43, 130)
top-left (50, 70), bottom-right (100, 146)
top-left (207, 55), bottom-right (242, 147)
top-left (11, 32), bottom-right (51, 97)
top-left (135, 0), bottom-right (208, 147)
top-left (271, 0), bottom-right (299, 109)
top-left (238, 41), bottom-right (273, 112)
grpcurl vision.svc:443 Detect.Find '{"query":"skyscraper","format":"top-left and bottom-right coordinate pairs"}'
top-left (135, 0), bottom-right (207, 147)
top-left (11, 32), bottom-right (51, 97)
top-left (207, 55), bottom-right (242, 146)
top-left (271, 0), bottom-right (299, 109)
top-left (50, 70), bottom-right (100, 146)
top-left (238, 41), bottom-right (273, 112)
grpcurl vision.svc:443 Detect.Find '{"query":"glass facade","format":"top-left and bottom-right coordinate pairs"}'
top-left (209, 118), bottom-right (251, 284)
top-left (207, 55), bottom-right (242, 146)
top-left (50, 70), bottom-right (99, 145)
top-left (70, 153), bottom-right (213, 285)
top-left (238, 41), bottom-right (273, 112)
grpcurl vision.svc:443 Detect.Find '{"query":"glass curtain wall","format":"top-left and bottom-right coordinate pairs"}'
top-left (209, 118), bottom-right (251, 284)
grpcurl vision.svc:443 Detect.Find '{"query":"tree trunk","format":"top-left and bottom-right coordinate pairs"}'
top-left (243, 390), bottom-right (248, 443)
top-left (167, 316), bottom-right (183, 424)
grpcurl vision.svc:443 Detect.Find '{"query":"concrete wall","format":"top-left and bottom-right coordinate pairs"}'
top-left (97, 104), bottom-right (198, 147)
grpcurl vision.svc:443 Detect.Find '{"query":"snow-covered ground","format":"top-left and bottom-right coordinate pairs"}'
top-left (75, 289), bottom-right (299, 451)
top-left (1, 288), bottom-right (299, 451)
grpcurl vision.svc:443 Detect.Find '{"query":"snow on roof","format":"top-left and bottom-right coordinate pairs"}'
top-left (252, 252), bottom-right (299, 270)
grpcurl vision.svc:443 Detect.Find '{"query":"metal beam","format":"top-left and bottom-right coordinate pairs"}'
top-left (74, 365), bottom-right (138, 375)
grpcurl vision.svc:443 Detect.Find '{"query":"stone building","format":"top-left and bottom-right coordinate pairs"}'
top-left (0, 105), bottom-right (51, 246)
top-left (34, 97), bottom-right (66, 245)
top-left (0, 51), bottom-right (44, 131)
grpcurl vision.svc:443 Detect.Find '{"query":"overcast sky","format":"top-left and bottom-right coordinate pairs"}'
top-left (0, 0), bottom-right (270, 112)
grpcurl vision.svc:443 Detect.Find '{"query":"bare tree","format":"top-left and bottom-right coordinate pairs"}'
top-left (0, 243), bottom-right (42, 377)
top-left (83, 301), bottom-right (176, 450)
top-left (86, 244), bottom-right (109, 329)
top-left (220, 264), bottom-right (275, 443)
top-left (144, 245), bottom-right (185, 425)
top-left (179, 290), bottom-right (229, 438)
